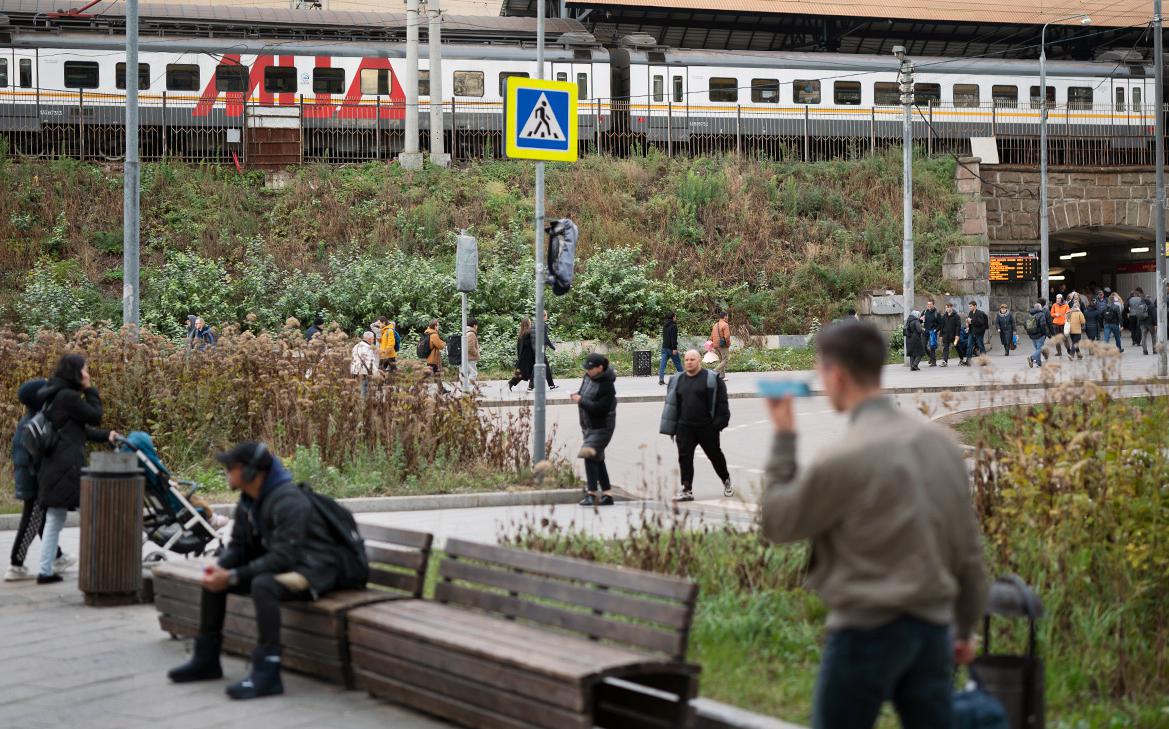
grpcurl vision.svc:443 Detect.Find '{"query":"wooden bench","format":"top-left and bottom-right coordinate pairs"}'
top-left (347, 538), bottom-right (701, 729)
top-left (152, 524), bottom-right (433, 688)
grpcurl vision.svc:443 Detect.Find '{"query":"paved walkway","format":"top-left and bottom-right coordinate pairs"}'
top-left (0, 529), bottom-right (451, 729)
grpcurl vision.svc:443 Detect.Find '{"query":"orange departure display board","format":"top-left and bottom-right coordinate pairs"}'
top-left (990, 254), bottom-right (1039, 282)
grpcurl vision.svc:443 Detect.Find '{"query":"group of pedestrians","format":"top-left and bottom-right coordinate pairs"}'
top-left (7, 354), bottom-right (120, 584)
top-left (904, 299), bottom-right (989, 370)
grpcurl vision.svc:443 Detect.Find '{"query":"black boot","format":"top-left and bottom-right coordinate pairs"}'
top-left (168, 634), bottom-right (223, 683)
top-left (226, 647), bottom-right (284, 700)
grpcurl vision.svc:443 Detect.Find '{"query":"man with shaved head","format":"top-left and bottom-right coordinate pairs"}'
top-left (659, 349), bottom-right (732, 501)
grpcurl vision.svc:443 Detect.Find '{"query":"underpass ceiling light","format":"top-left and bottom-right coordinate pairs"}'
top-left (1058, 252), bottom-right (1087, 260)
top-left (1131, 246), bottom-right (1151, 253)
top-left (1050, 275), bottom-right (1067, 281)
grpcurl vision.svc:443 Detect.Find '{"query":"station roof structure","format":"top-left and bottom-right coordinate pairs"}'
top-left (502, 0), bottom-right (1155, 59)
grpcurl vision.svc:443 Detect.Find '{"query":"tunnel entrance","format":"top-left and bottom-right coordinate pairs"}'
top-left (1048, 224), bottom-right (1156, 300)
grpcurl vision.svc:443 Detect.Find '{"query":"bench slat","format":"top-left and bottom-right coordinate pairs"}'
top-left (360, 523), bottom-right (434, 551)
top-left (352, 646), bottom-right (584, 729)
top-left (368, 568), bottom-right (423, 595)
top-left (367, 544), bottom-right (427, 572)
top-left (444, 538), bottom-right (696, 603)
top-left (435, 582), bottom-right (685, 659)
top-left (440, 559), bottom-right (691, 630)
top-left (349, 630), bottom-right (586, 711)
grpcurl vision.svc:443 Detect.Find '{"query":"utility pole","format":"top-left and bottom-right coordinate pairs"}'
top-left (532, 0), bottom-right (547, 465)
top-left (1040, 15), bottom-right (1092, 304)
top-left (123, 0), bottom-right (140, 334)
top-left (895, 46), bottom-right (914, 365)
top-left (400, 0), bottom-right (424, 169)
top-left (1155, 0), bottom-right (1167, 376)
top-left (427, 0), bottom-right (449, 167)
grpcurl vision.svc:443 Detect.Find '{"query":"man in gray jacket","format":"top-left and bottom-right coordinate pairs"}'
top-left (760, 321), bottom-right (987, 729)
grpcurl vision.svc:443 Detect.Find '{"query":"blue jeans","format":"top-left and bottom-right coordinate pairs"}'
top-left (658, 347), bottom-right (683, 379)
top-left (1029, 335), bottom-right (1046, 366)
top-left (38, 507), bottom-right (67, 577)
top-left (813, 616), bottom-right (952, 729)
top-left (1103, 323), bottom-right (1123, 351)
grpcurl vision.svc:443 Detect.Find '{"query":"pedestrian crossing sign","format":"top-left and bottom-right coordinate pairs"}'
top-left (505, 77), bottom-right (578, 162)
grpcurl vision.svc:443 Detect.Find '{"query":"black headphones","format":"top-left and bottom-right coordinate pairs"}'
top-left (243, 442), bottom-right (269, 483)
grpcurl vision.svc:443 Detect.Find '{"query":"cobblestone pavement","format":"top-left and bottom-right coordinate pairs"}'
top-left (0, 531), bottom-right (450, 729)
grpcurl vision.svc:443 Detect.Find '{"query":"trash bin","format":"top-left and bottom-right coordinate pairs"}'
top-left (79, 451), bottom-right (144, 606)
top-left (632, 350), bottom-right (653, 376)
top-left (974, 574), bottom-right (1045, 729)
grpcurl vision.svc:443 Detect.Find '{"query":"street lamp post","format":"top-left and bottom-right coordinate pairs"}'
top-left (1039, 15), bottom-right (1091, 303)
top-left (894, 46), bottom-right (914, 366)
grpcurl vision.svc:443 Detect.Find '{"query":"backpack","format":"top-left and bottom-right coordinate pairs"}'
top-left (1102, 305), bottom-right (1120, 324)
top-left (1134, 299), bottom-right (1150, 320)
top-left (19, 399), bottom-right (57, 466)
top-left (416, 332), bottom-right (431, 359)
top-left (1023, 313), bottom-right (1041, 336)
top-left (298, 483), bottom-right (369, 590)
top-left (545, 218), bottom-right (579, 296)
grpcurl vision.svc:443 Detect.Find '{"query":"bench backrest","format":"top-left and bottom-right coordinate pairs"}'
top-left (435, 538), bottom-right (698, 662)
top-left (361, 524), bottom-right (434, 599)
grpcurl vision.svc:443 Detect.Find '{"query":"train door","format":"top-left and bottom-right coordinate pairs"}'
top-left (648, 62), bottom-right (686, 143)
top-left (553, 60), bottom-right (594, 146)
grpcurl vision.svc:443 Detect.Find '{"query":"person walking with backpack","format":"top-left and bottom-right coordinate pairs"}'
top-left (166, 442), bottom-right (343, 699)
top-left (661, 349), bottom-right (733, 502)
top-left (1066, 302), bottom-right (1086, 359)
top-left (905, 311), bottom-right (927, 371)
top-left (1025, 301), bottom-right (1049, 368)
top-left (1127, 289), bottom-right (1147, 348)
top-left (710, 312), bottom-right (732, 380)
top-left (350, 331), bottom-right (378, 398)
top-left (1134, 289), bottom-right (1157, 355)
top-left (33, 355), bottom-right (120, 584)
top-left (6, 378), bottom-right (72, 582)
top-left (572, 354), bottom-right (617, 507)
top-left (938, 302), bottom-right (961, 367)
top-left (994, 303), bottom-right (1015, 356)
top-left (378, 319), bottom-right (401, 372)
top-left (419, 319), bottom-right (445, 377)
top-left (659, 311), bottom-right (683, 385)
top-left (1101, 294), bottom-right (1125, 352)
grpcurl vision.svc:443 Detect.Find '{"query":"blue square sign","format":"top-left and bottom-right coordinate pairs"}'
top-left (505, 78), bottom-right (578, 162)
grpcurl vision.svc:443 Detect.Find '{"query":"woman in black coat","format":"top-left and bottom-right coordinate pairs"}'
top-left (507, 318), bottom-right (536, 391)
top-left (905, 312), bottom-right (927, 371)
top-left (571, 354), bottom-right (617, 507)
top-left (35, 354), bottom-right (119, 584)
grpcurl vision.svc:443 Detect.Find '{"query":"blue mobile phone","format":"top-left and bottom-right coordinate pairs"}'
top-left (757, 380), bottom-right (812, 399)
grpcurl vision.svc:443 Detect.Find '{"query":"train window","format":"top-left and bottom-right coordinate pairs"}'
top-left (653, 75), bottom-right (664, 103)
top-left (64, 62), bottom-right (99, 89)
top-left (360, 69), bottom-right (390, 96)
top-left (116, 63), bottom-right (151, 91)
top-left (20, 59), bottom-right (33, 88)
top-left (215, 65), bottom-right (247, 93)
top-left (794, 80), bottom-right (820, 105)
top-left (953, 84), bottom-right (980, 107)
top-left (1115, 87), bottom-right (1125, 111)
top-left (556, 72), bottom-right (568, 82)
top-left (915, 83), bottom-right (941, 106)
top-left (498, 72), bottom-right (528, 96)
top-left (577, 73), bottom-right (588, 101)
top-left (454, 71), bottom-right (484, 97)
top-left (673, 76), bottom-right (683, 103)
top-left (1067, 87), bottom-right (1093, 109)
top-left (418, 70), bottom-right (429, 96)
top-left (992, 85), bottom-right (1018, 107)
top-left (1133, 87), bottom-right (1142, 111)
top-left (1029, 85), bottom-right (1054, 109)
top-left (751, 78), bottom-right (779, 104)
top-left (874, 82), bottom-right (900, 105)
top-left (708, 78), bottom-right (738, 102)
top-left (313, 68), bottom-right (345, 94)
top-left (167, 64), bottom-right (200, 92)
top-left (834, 81), bottom-right (861, 105)
top-left (265, 67), bottom-right (297, 94)
top-left (0, 60), bottom-right (6, 87)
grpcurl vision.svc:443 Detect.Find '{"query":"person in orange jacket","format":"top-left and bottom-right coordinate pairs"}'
top-left (1049, 294), bottom-right (1070, 358)
top-left (710, 311), bottom-right (732, 381)
top-left (424, 320), bottom-right (446, 376)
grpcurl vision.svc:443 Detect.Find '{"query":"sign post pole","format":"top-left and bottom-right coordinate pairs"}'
top-left (533, 0), bottom-right (546, 465)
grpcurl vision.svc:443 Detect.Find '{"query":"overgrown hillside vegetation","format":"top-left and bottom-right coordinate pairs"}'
top-left (0, 149), bottom-right (966, 341)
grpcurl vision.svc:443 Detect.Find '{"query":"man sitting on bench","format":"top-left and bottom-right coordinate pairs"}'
top-left (167, 441), bottom-right (339, 699)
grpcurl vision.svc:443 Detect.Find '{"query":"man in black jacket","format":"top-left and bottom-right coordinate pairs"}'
top-left (659, 311), bottom-right (683, 385)
top-left (963, 302), bottom-right (989, 365)
top-left (661, 350), bottom-right (732, 502)
top-left (921, 299), bottom-right (942, 367)
top-left (938, 303), bottom-right (961, 367)
top-left (167, 442), bottom-right (338, 700)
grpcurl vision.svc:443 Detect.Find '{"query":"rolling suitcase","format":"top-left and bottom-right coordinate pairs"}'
top-left (972, 575), bottom-right (1045, 729)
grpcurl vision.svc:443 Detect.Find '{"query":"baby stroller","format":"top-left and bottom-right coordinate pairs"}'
top-left (116, 432), bottom-right (229, 562)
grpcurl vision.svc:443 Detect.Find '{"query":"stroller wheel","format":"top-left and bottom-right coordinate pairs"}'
top-left (144, 551), bottom-right (168, 564)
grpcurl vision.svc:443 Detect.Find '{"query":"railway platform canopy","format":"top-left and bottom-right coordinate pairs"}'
top-left (509, 0), bottom-right (1156, 57)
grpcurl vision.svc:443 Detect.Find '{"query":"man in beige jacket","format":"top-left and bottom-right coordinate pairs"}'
top-left (761, 320), bottom-right (987, 729)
